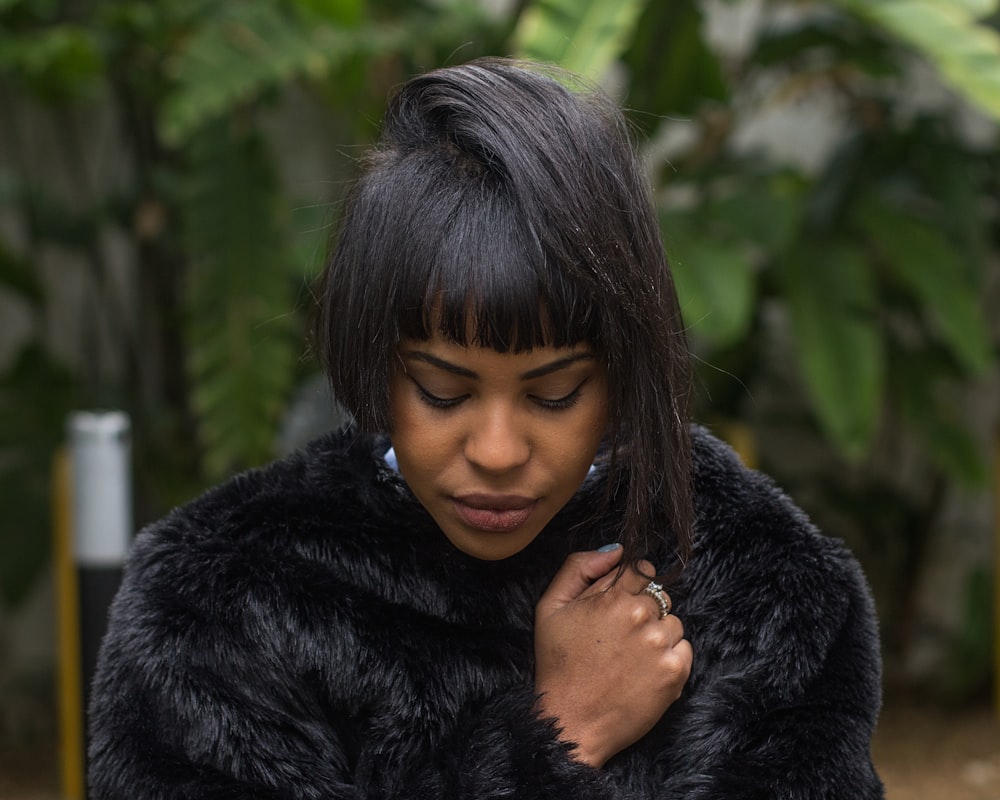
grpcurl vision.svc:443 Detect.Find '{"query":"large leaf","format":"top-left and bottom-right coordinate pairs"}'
top-left (779, 241), bottom-right (884, 459)
top-left (703, 171), bottom-right (806, 255)
top-left (854, 197), bottom-right (993, 374)
top-left (512, 0), bottom-right (647, 80)
top-left (622, 0), bottom-right (728, 133)
top-left (161, 1), bottom-right (496, 144)
top-left (0, 23), bottom-right (103, 100)
top-left (750, 14), bottom-right (900, 77)
top-left (890, 349), bottom-right (988, 485)
top-left (660, 210), bottom-right (756, 349)
top-left (834, 0), bottom-right (1000, 121)
top-left (162, 1), bottom-right (344, 145)
top-left (950, 0), bottom-right (1000, 14)
top-left (180, 121), bottom-right (299, 478)
top-left (291, 0), bottom-right (363, 26)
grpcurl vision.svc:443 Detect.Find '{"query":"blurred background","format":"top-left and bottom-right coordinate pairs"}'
top-left (1, 0), bottom-right (998, 797)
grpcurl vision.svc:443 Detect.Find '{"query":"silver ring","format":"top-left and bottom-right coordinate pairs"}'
top-left (642, 581), bottom-right (671, 619)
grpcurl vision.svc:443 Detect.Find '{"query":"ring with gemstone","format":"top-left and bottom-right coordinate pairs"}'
top-left (642, 581), bottom-right (672, 619)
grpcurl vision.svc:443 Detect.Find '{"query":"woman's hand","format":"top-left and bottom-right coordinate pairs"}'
top-left (534, 545), bottom-right (692, 768)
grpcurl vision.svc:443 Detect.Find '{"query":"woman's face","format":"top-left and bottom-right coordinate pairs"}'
top-left (389, 332), bottom-right (609, 560)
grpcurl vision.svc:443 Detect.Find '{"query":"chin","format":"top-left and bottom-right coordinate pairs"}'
top-left (446, 530), bottom-right (540, 561)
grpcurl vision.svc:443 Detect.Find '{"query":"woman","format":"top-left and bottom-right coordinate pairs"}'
top-left (89, 59), bottom-right (884, 798)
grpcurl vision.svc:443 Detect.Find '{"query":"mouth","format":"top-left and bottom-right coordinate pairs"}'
top-left (452, 494), bottom-right (538, 533)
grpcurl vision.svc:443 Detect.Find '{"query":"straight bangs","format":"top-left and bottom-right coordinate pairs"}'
top-left (382, 153), bottom-right (603, 353)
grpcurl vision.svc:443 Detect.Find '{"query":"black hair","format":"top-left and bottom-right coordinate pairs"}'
top-left (312, 58), bottom-right (693, 566)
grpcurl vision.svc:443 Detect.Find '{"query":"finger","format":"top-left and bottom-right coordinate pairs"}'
top-left (622, 574), bottom-right (672, 616)
top-left (539, 545), bottom-right (624, 609)
top-left (636, 559), bottom-right (657, 579)
top-left (617, 562), bottom-right (657, 594)
top-left (621, 576), bottom-right (671, 624)
top-left (668, 637), bottom-right (694, 684)
top-left (659, 614), bottom-right (684, 647)
top-left (583, 557), bottom-right (661, 601)
top-left (622, 574), bottom-right (659, 600)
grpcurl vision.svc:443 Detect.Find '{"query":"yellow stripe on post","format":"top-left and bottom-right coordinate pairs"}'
top-left (53, 447), bottom-right (85, 800)
top-left (63, 410), bottom-right (133, 797)
top-left (995, 429), bottom-right (1000, 719)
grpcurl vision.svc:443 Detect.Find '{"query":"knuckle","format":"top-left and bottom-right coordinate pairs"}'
top-left (643, 627), bottom-right (669, 649)
top-left (660, 650), bottom-right (689, 682)
top-left (628, 602), bottom-right (652, 626)
top-left (670, 644), bottom-right (694, 680)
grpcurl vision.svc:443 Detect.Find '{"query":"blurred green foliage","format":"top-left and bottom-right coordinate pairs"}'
top-left (1, 0), bottom-right (998, 693)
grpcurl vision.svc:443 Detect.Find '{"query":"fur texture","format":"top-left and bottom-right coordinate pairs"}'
top-left (89, 426), bottom-right (884, 798)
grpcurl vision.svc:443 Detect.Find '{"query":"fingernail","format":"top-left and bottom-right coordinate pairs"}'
top-left (597, 543), bottom-right (621, 552)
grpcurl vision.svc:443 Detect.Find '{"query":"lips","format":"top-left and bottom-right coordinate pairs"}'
top-left (452, 494), bottom-right (537, 532)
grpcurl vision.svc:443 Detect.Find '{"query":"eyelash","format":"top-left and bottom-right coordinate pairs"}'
top-left (533, 387), bottom-right (583, 410)
top-left (415, 384), bottom-right (465, 410)
top-left (413, 382), bottom-right (584, 411)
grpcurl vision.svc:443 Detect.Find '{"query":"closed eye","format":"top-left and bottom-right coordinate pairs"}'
top-left (412, 377), bottom-right (588, 411)
top-left (531, 382), bottom-right (585, 411)
top-left (414, 381), bottom-right (467, 410)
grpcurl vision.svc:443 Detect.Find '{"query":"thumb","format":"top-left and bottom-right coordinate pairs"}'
top-left (539, 544), bottom-right (623, 611)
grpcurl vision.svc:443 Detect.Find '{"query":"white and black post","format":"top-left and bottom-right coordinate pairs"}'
top-left (66, 411), bottom-right (132, 745)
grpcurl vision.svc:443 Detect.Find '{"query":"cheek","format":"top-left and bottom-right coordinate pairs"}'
top-left (388, 374), bottom-right (427, 443)
top-left (388, 383), bottom-right (450, 479)
top-left (578, 388), bottom-right (609, 448)
top-left (549, 404), bottom-right (607, 484)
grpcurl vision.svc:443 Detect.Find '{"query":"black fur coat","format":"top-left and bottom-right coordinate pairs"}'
top-left (89, 426), bottom-right (884, 798)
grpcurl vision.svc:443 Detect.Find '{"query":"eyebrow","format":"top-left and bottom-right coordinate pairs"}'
top-left (401, 351), bottom-right (596, 380)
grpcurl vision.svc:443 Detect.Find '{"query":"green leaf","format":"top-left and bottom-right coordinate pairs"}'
top-left (290, 201), bottom-right (335, 280)
top-left (162, 1), bottom-right (335, 145)
top-left (750, 15), bottom-right (900, 77)
top-left (854, 197), bottom-right (993, 374)
top-left (950, 0), bottom-right (999, 16)
top-left (779, 241), bottom-right (884, 459)
top-left (890, 351), bottom-right (988, 484)
top-left (703, 173), bottom-right (806, 255)
top-left (180, 121), bottom-right (299, 477)
top-left (161, 2), bottom-right (497, 145)
top-left (512, 0), bottom-right (647, 79)
top-left (0, 24), bottom-right (103, 100)
top-left (912, 130), bottom-right (993, 267)
top-left (622, 0), bottom-right (728, 130)
top-left (661, 211), bottom-right (756, 349)
top-left (291, 0), bottom-right (363, 26)
top-left (834, 0), bottom-right (1000, 121)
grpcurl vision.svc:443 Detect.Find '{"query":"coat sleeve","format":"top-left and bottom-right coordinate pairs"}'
top-left (88, 521), bottom-right (356, 799)
top-left (649, 429), bottom-right (885, 799)
top-left (649, 558), bottom-right (885, 799)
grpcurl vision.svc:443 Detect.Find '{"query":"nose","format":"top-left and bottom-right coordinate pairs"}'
top-left (464, 405), bottom-right (530, 474)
